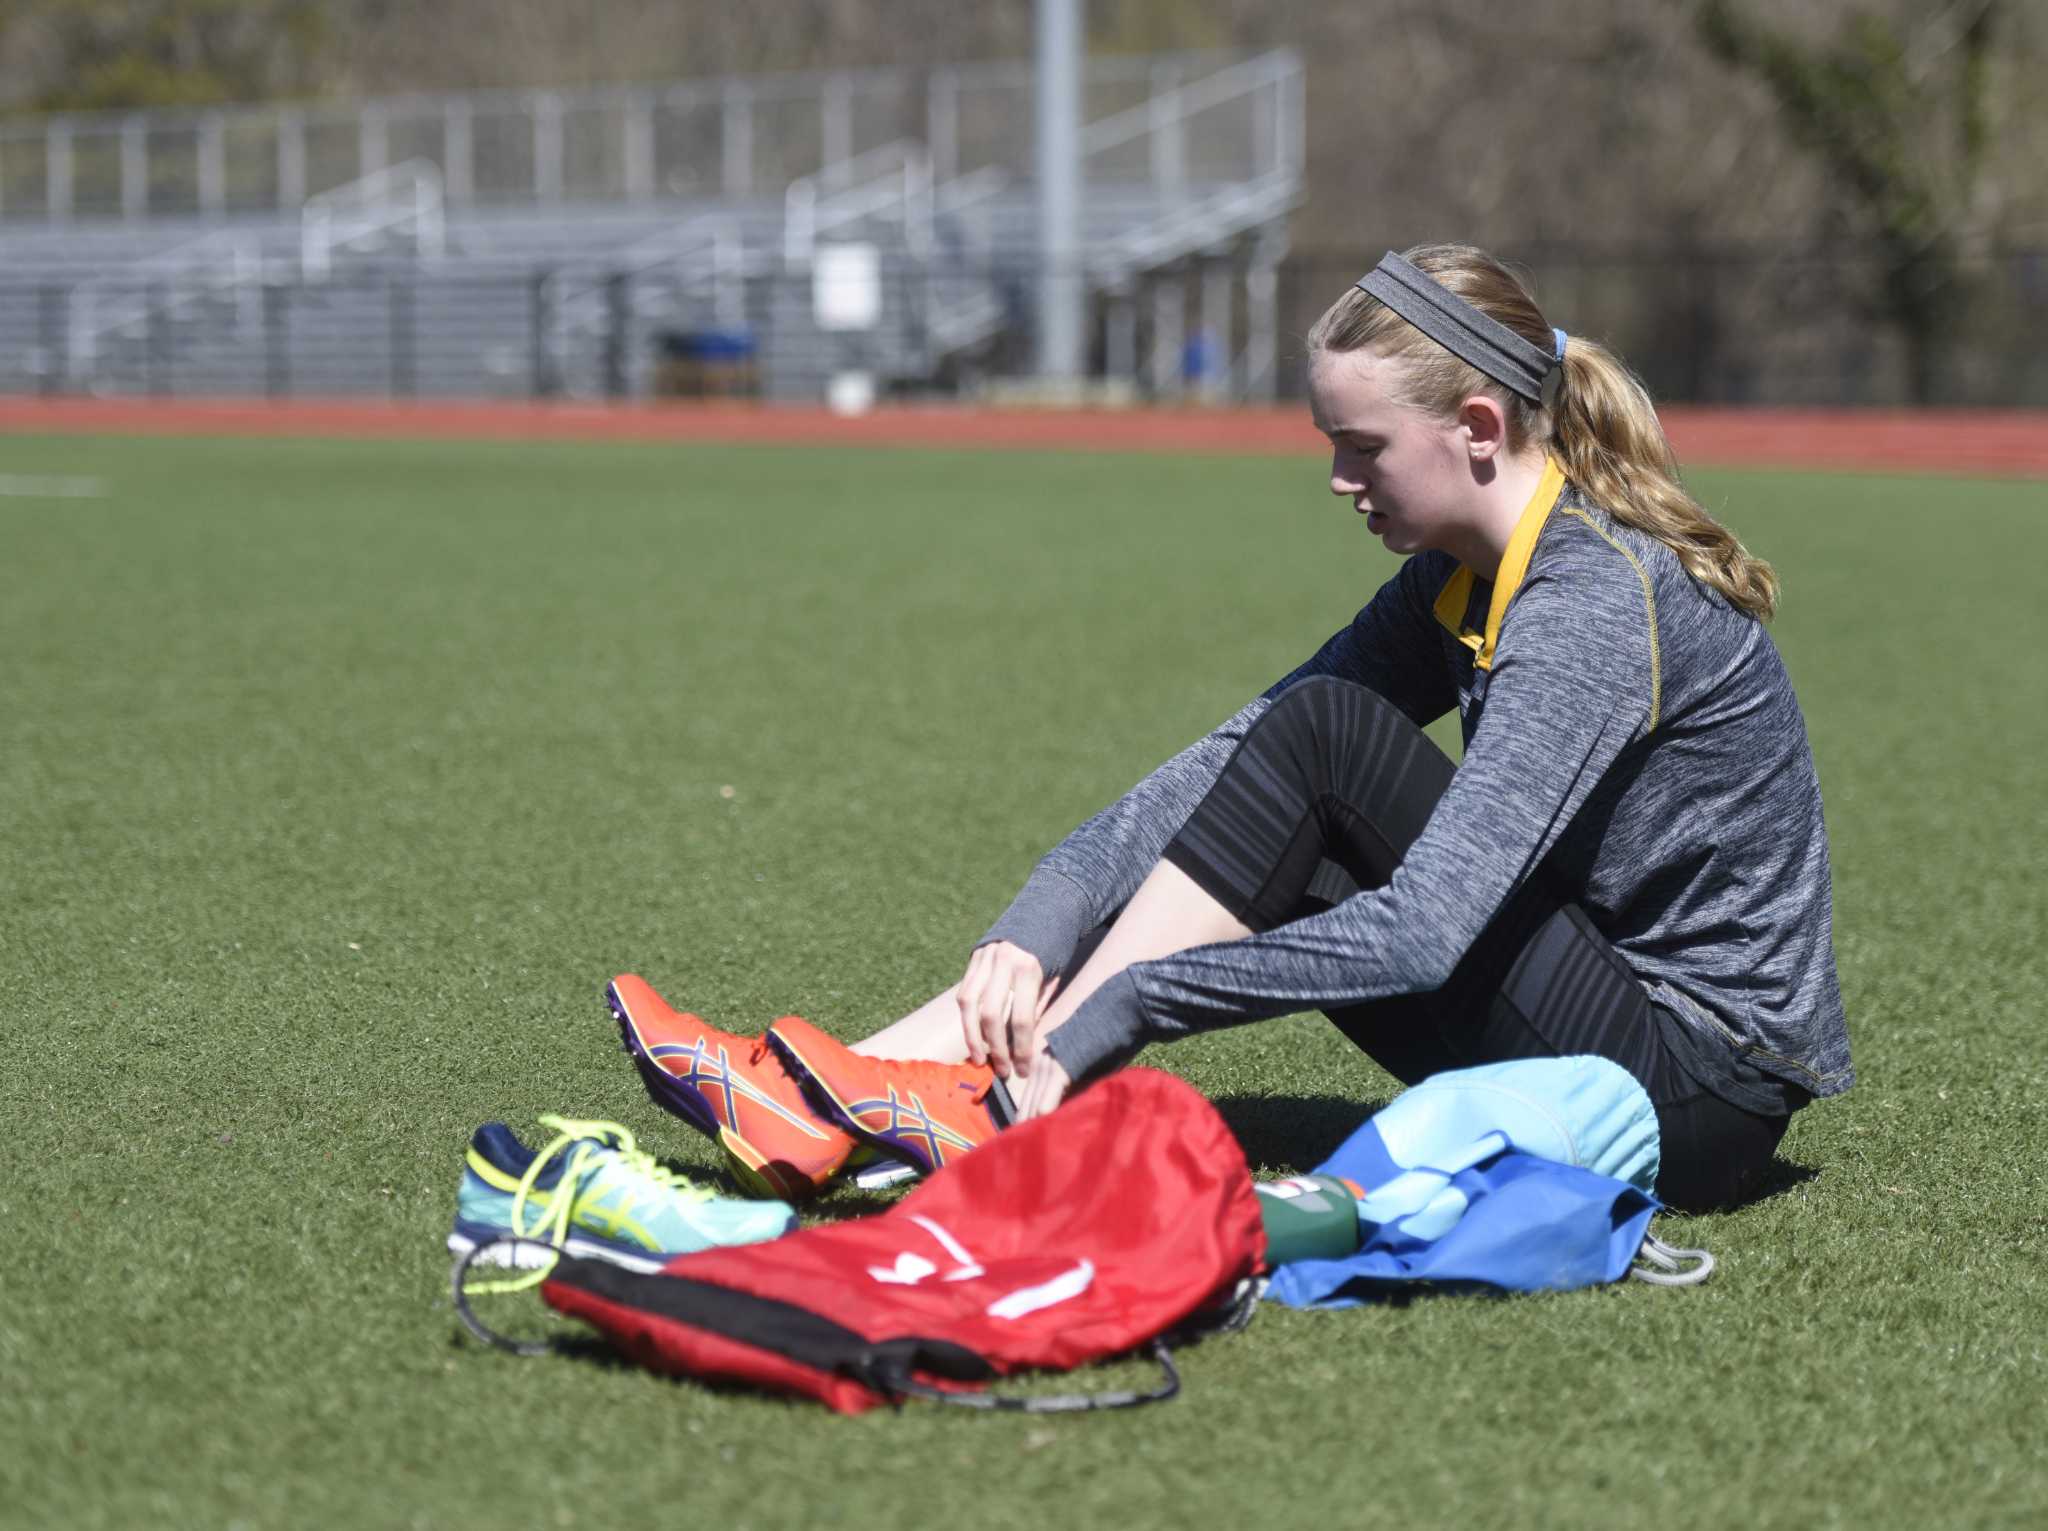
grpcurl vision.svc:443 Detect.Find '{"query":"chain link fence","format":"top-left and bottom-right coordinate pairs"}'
top-left (3, 244), bottom-right (2043, 407)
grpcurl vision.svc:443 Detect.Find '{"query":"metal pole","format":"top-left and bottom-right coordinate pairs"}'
top-left (121, 118), bottom-right (147, 221)
top-left (534, 93), bottom-right (564, 203)
top-left (1253, 67), bottom-right (1276, 180)
top-left (1280, 61), bottom-right (1304, 180)
top-left (264, 282), bottom-right (290, 398)
top-left (1243, 232), bottom-right (1285, 400)
top-left (444, 99), bottom-right (473, 205)
top-left (147, 284), bottom-right (168, 396)
top-left (46, 120), bottom-right (72, 220)
top-left (1150, 269), bottom-right (1183, 398)
top-left (722, 83), bottom-right (752, 197)
top-left (389, 274), bottom-right (415, 399)
top-left (359, 104), bottom-right (388, 178)
top-left (823, 75), bottom-right (852, 173)
top-left (530, 269), bottom-right (556, 397)
top-left (1105, 284), bottom-right (1136, 387)
top-left (278, 111), bottom-right (306, 208)
top-left (1034, 0), bottom-right (1084, 382)
top-left (1201, 254), bottom-right (1232, 404)
top-left (603, 271), bottom-right (629, 398)
top-left (38, 285), bottom-right (63, 395)
top-left (198, 113), bottom-right (226, 216)
top-left (65, 286), bottom-right (87, 390)
top-left (624, 92), bottom-right (655, 200)
top-left (1150, 60), bottom-right (1184, 207)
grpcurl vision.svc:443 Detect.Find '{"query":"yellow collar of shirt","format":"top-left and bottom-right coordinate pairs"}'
top-left (1431, 455), bottom-right (1568, 672)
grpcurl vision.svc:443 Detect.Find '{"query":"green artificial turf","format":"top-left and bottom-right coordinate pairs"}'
top-left (1, 433), bottom-right (2042, 1529)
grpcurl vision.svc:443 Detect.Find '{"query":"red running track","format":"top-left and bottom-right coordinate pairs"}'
top-left (1, 396), bottom-right (2044, 478)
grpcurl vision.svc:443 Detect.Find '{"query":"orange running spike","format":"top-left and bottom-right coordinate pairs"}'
top-left (765, 1015), bottom-right (1008, 1177)
top-left (606, 975), bottom-right (857, 1199)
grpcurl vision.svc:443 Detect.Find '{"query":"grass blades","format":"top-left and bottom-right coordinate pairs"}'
top-left (2, 434), bottom-right (2043, 1528)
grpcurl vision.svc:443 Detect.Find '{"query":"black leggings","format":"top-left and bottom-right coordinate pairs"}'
top-left (1159, 675), bottom-right (1794, 1212)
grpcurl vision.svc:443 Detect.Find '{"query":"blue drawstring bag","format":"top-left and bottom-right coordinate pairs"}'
top-left (1264, 1056), bottom-right (1704, 1308)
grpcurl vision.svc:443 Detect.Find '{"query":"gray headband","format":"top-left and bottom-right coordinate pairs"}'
top-left (1354, 251), bottom-right (1558, 403)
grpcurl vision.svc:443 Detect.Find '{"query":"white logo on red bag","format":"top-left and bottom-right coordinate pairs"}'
top-left (865, 1216), bottom-right (986, 1286)
top-left (866, 1252), bottom-right (938, 1285)
top-left (862, 1208), bottom-right (1097, 1321)
top-left (985, 1260), bottom-right (1095, 1320)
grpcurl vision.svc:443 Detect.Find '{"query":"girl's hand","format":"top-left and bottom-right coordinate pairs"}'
top-left (1013, 1051), bottom-right (1072, 1120)
top-left (957, 941), bottom-right (1059, 1078)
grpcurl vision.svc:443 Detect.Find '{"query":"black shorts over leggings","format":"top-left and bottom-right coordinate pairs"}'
top-left (1158, 675), bottom-right (1796, 1212)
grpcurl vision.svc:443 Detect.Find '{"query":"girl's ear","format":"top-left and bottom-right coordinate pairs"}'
top-left (1457, 395), bottom-right (1510, 462)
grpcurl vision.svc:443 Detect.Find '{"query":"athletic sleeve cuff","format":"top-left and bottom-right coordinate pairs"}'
top-left (976, 864), bottom-right (1096, 977)
top-left (1043, 968), bottom-right (1150, 1081)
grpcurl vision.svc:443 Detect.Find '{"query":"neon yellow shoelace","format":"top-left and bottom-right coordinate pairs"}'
top-left (469, 1114), bottom-right (712, 1295)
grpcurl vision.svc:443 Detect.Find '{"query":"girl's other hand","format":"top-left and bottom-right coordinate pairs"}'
top-left (956, 941), bottom-right (1059, 1078)
top-left (1013, 1051), bottom-right (1072, 1120)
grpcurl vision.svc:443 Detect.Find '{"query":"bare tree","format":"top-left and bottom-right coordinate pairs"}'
top-left (1694, 0), bottom-right (2004, 401)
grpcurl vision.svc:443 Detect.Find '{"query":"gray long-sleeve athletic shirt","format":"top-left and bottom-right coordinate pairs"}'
top-left (982, 465), bottom-right (1852, 1115)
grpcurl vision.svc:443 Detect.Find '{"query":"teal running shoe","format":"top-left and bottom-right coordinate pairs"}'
top-left (447, 1114), bottom-right (796, 1275)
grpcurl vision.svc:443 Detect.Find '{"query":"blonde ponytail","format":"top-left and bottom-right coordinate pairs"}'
top-left (1309, 244), bottom-right (1779, 621)
top-left (1550, 336), bottom-right (1778, 620)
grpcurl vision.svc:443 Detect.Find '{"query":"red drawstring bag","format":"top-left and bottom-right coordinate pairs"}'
top-left (538, 1067), bottom-right (1266, 1413)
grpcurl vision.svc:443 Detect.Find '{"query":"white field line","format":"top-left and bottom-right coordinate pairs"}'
top-left (0, 475), bottom-right (106, 498)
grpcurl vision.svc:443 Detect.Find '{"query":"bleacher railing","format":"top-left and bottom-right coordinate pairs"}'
top-left (301, 159), bottom-right (445, 279)
top-left (0, 51), bottom-right (1299, 222)
top-left (65, 228), bottom-right (265, 377)
top-left (2, 50), bottom-right (1309, 403)
top-left (782, 139), bottom-right (934, 266)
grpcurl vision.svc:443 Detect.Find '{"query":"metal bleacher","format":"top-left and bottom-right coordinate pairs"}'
top-left (0, 51), bottom-right (1302, 403)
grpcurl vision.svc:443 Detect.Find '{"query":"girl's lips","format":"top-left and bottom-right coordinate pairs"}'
top-left (1365, 510), bottom-right (1388, 532)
